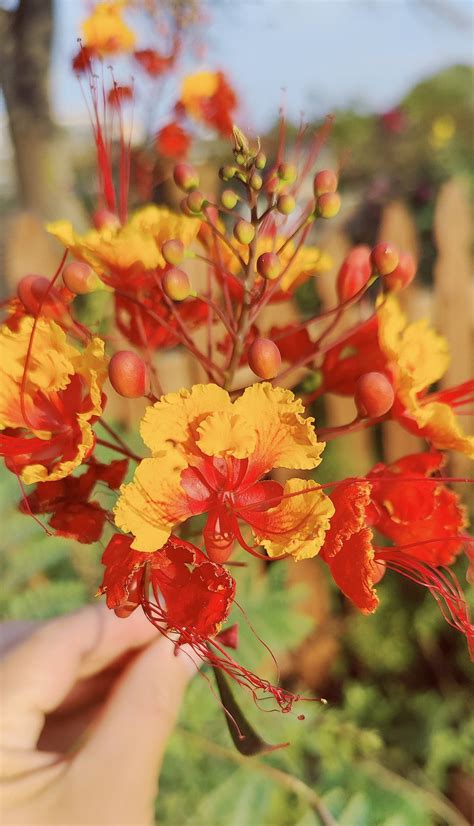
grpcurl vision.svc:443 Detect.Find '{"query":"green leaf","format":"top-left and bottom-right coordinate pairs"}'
top-left (213, 667), bottom-right (289, 756)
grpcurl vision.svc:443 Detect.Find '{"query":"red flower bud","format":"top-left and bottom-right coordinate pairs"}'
top-left (257, 252), bottom-right (281, 280)
top-left (277, 193), bottom-right (296, 215)
top-left (317, 192), bottom-right (341, 218)
top-left (92, 209), bottom-right (120, 230)
top-left (17, 275), bottom-right (66, 321)
top-left (234, 219), bottom-right (255, 245)
top-left (384, 251), bottom-right (417, 291)
top-left (62, 262), bottom-right (99, 294)
top-left (371, 242), bottom-right (399, 276)
top-left (173, 163), bottom-right (199, 191)
top-left (336, 245), bottom-right (372, 302)
top-left (354, 372), bottom-right (394, 418)
top-left (186, 189), bottom-right (205, 214)
top-left (248, 338), bottom-right (282, 379)
top-left (313, 169), bottom-right (338, 196)
top-left (109, 351), bottom-right (150, 398)
top-left (162, 239), bottom-right (184, 266)
top-left (162, 267), bottom-right (191, 301)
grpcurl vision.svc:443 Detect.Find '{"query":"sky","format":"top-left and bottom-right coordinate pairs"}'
top-left (51, 0), bottom-right (474, 130)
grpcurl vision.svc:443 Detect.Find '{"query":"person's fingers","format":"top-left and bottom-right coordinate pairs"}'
top-left (0, 620), bottom-right (40, 658)
top-left (0, 604), bottom-right (157, 750)
top-left (70, 635), bottom-right (198, 821)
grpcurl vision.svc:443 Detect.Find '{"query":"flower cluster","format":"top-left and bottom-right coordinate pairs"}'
top-left (1, 15), bottom-right (472, 739)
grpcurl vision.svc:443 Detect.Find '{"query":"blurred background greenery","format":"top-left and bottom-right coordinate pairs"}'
top-left (0, 1), bottom-right (473, 824)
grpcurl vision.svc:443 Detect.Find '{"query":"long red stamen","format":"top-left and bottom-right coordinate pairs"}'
top-left (375, 546), bottom-right (474, 658)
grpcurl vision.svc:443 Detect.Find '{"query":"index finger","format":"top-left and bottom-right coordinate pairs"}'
top-left (0, 603), bottom-right (157, 750)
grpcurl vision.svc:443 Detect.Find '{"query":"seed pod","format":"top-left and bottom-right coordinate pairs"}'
top-left (162, 267), bottom-right (191, 301)
top-left (221, 189), bottom-right (239, 210)
top-left (313, 169), bottom-right (338, 196)
top-left (277, 194), bottom-right (296, 215)
top-left (17, 275), bottom-right (65, 321)
top-left (371, 242), bottom-right (399, 276)
top-left (257, 252), bottom-right (281, 280)
top-left (162, 239), bottom-right (185, 266)
top-left (336, 245), bottom-right (372, 302)
top-left (62, 262), bottom-right (100, 294)
top-left (234, 219), bottom-right (255, 245)
top-left (173, 163), bottom-right (199, 191)
top-left (384, 252), bottom-right (417, 291)
top-left (317, 192), bottom-right (341, 218)
top-left (255, 152), bottom-right (266, 170)
top-left (92, 209), bottom-right (120, 230)
top-left (108, 351), bottom-right (150, 398)
top-left (248, 338), bottom-right (282, 379)
top-left (354, 372), bottom-right (394, 418)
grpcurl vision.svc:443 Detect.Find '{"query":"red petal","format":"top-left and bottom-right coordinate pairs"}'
top-left (325, 528), bottom-right (379, 614)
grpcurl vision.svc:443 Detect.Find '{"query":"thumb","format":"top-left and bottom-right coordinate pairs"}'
top-left (70, 634), bottom-right (197, 821)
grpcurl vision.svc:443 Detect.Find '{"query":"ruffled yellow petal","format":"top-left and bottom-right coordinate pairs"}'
top-left (82, 2), bottom-right (136, 54)
top-left (197, 410), bottom-right (256, 459)
top-left (253, 478), bottom-right (335, 560)
top-left (140, 384), bottom-right (231, 458)
top-left (0, 319), bottom-right (76, 429)
top-left (73, 335), bottom-right (108, 417)
top-left (114, 453), bottom-right (190, 552)
top-left (377, 295), bottom-right (449, 399)
top-left (409, 400), bottom-right (474, 459)
top-left (21, 417), bottom-right (96, 485)
top-left (233, 383), bottom-right (324, 473)
top-left (47, 206), bottom-right (198, 277)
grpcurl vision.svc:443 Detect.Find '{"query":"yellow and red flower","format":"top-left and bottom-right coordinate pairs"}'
top-left (321, 295), bottom-right (474, 457)
top-left (114, 382), bottom-right (334, 560)
top-left (320, 454), bottom-right (472, 655)
top-left (48, 206), bottom-right (207, 350)
top-left (0, 317), bottom-right (107, 484)
top-left (81, 1), bottom-right (136, 56)
top-left (178, 71), bottom-right (237, 136)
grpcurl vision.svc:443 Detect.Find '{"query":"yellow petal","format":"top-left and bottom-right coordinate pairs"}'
top-left (0, 319), bottom-right (107, 481)
top-left (180, 71), bottom-right (220, 118)
top-left (197, 410), bottom-right (256, 459)
top-left (82, 2), bottom-right (136, 54)
top-left (234, 383), bottom-right (324, 473)
top-left (377, 295), bottom-right (449, 399)
top-left (409, 400), bottom-right (474, 459)
top-left (253, 478), bottom-right (335, 561)
top-left (114, 453), bottom-right (189, 552)
top-left (140, 384), bottom-right (231, 457)
top-left (47, 206), bottom-right (198, 277)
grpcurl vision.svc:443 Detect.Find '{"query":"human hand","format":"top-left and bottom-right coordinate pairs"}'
top-left (0, 604), bottom-right (196, 825)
